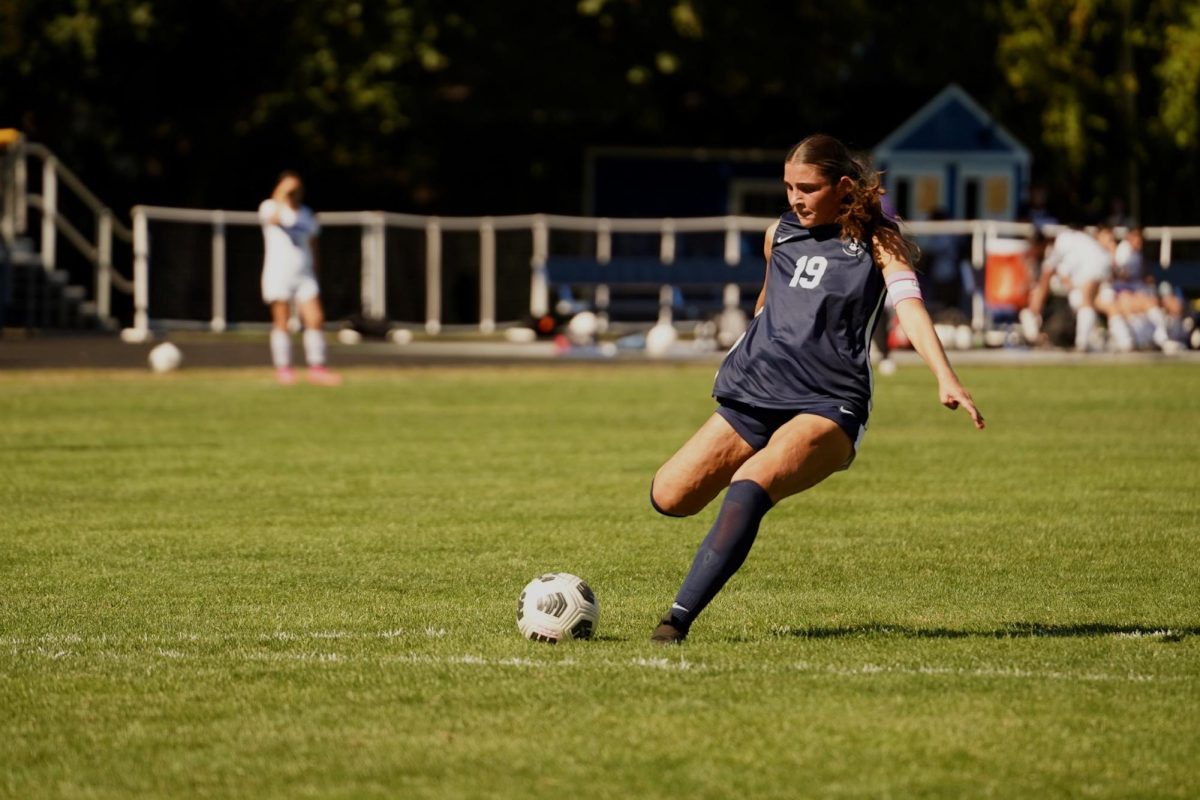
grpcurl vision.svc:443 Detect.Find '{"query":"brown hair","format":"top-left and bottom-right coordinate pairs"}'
top-left (786, 134), bottom-right (919, 265)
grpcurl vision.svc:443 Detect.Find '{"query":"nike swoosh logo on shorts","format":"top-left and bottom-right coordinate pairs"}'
top-left (839, 406), bottom-right (852, 415)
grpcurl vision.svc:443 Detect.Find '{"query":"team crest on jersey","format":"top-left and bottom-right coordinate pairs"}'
top-left (842, 238), bottom-right (866, 259)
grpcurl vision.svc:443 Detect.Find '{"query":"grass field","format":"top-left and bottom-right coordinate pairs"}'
top-left (2, 361), bottom-right (1198, 798)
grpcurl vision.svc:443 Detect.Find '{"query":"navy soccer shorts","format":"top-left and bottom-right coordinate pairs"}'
top-left (715, 398), bottom-right (867, 469)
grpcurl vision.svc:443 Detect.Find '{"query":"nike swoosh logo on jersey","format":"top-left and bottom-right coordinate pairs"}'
top-left (776, 233), bottom-right (799, 244)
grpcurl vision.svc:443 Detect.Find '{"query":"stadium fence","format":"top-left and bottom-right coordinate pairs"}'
top-left (4, 140), bottom-right (1200, 340)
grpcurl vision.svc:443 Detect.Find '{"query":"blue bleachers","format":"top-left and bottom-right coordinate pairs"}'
top-left (546, 256), bottom-right (763, 321)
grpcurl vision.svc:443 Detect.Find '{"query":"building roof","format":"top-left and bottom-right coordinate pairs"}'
top-left (875, 84), bottom-right (1030, 162)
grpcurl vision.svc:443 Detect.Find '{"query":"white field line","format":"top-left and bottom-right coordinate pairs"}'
top-left (1, 629), bottom-right (1195, 683)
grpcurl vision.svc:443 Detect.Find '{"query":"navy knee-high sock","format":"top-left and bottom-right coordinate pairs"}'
top-left (669, 480), bottom-right (774, 630)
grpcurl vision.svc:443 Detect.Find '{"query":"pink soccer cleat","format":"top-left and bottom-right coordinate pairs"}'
top-left (275, 366), bottom-right (298, 385)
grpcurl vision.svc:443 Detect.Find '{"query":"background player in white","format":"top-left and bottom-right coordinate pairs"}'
top-left (647, 134), bottom-right (984, 644)
top-left (259, 172), bottom-right (341, 385)
top-left (1025, 226), bottom-right (1113, 351)
top-left (1110, 226), bottom-right (1183, 351)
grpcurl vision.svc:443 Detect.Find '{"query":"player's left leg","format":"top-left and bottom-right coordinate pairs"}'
top-left (652, 414), bottom-right (851, 644)
top-left (297, 295), bottom-right (342, 385)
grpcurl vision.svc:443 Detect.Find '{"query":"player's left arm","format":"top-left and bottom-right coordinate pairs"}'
top-left (875, 231), bottom-right (984, 430)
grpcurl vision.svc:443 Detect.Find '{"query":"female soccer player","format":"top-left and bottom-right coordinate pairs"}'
top-left (648, 134), bottom-right (984, 644)
top-left (259, 172), bottom-right (341, 385)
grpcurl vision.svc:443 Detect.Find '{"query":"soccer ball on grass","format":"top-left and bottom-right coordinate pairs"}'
top-left (517, 572), bottom-right (599, 644)
top-left (147, 342), bottom-right (183, 373)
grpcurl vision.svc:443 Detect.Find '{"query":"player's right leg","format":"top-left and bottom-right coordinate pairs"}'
top-left (649, 413), bottom-right (754, 644)
top-left (651, 414), bottom-right (851, 644)
top-left (651, 413), bottom-right (755, 518)
top-left (297, 294), bottom-right (342, 385)
top-left (268, 300), bottom-right (297, 384)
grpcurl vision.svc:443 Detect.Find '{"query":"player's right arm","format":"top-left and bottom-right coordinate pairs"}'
top-left (261, 177), bottom-right (301, 227)
top-left (755, 221), bottom-right (779, 315)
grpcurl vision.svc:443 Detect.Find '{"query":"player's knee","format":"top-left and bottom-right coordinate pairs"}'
top-left (304, 309), bottom-right (325, 329)
top-left (649, 479), bottom-right (693, 518)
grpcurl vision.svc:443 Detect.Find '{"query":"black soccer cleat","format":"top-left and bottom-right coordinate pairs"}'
top-left (650, 614), bottom-right (689, 645)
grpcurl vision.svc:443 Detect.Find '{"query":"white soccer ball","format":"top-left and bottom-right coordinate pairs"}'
top-left (517, 572), bottom-right (600, 644)
top-left (644, 322), bottom-right (678, 357)
top-left (147, 342), bottom-right (182, 373)
top-left (566, 311), bottom-right (599, 344)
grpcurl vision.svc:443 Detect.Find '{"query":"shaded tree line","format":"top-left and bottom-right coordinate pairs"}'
top-left (2, 0), bottom-right (1198, 223)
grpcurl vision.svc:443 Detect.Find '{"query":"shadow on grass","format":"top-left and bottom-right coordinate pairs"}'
top-left (775, 623), bottom-right (1195, 642)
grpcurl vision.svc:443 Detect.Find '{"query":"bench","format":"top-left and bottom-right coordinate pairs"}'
top-left (545, 256), bottom-right (763, 322)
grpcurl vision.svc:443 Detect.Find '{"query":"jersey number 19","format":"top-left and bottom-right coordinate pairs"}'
top-left (789, 255), bottom-right (828, 289)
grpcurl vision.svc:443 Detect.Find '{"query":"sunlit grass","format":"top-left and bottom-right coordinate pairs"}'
top-left (1, 364), bottom-right (1197, 798)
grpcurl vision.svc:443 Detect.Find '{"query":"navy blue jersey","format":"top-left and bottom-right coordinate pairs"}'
top-left (713, 212), bottom-right (886, 416)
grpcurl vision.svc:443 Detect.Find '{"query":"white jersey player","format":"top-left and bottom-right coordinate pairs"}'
top-left (1028, 227), bottom-right (1113, 351)
top-left (259, 172), bottom-right (341, 385)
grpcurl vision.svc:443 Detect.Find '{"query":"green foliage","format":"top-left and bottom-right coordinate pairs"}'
top-left (1, 363), bottom-right (1198, 797)
top-left (1158, 1), bottom-right (1200, 148)
top-left (2, 1), bottom-right (1199, 219)
top-left (996, 0), bottom-right (1200, 219)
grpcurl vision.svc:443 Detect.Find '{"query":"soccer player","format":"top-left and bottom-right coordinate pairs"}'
top-left (1026, 225), bottom-right (1114, 352)
top-left (259, 172), bottom-right (341, 385)
top-left (648, 134), bottom-right (984, 644)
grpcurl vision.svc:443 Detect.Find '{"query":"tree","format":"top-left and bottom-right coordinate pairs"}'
top-left (997, 0), bottom-right (1200, 223)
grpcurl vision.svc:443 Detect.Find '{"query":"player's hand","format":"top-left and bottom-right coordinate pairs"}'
top-left (940, 379), bottom-right (985, 429)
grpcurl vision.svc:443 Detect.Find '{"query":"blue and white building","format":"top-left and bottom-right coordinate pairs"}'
top-left (873, 84), bottom-right (1031, 221)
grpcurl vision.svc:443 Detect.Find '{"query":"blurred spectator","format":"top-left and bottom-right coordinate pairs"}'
top-left (1107, 226), bottom-right (1186, 351)
top-left (1022, 224), bottom-right (1186, 353)
top-left (1023, 225), bottom-right (1112, 351)
top-left (259, 172), bottom-right (342, 385)
top-left (1113, 226), bottom-right (1145, 287)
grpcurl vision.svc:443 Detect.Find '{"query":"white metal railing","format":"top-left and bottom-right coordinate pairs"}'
top-left (125, 209), bottom-right (1200, 341)
top-left (128, 207), bottom-right (785, 339)
top-left (8, 142), bottom-right (1200, 340)
top-left (1, 139), bottom-right (135, 324)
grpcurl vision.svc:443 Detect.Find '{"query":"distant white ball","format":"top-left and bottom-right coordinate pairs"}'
top-left (147, 342), bottom-right (182, 373)
top-left (337, 328), bottom-right (362, 345)
top-left (389, 328), bottom-right (414, 345)
top-left (567, 311), bottom-right (599, 343)
top-left (517, 572), bottom-right (599, 644)
top-left (599, 341), bottom-right (618, 358)
top-left (878, 357), bottom-right (897, 376)
top-left (955, 325), bottom-right (974, 351)
top-left (644, 322), bottom-right (678, 357)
